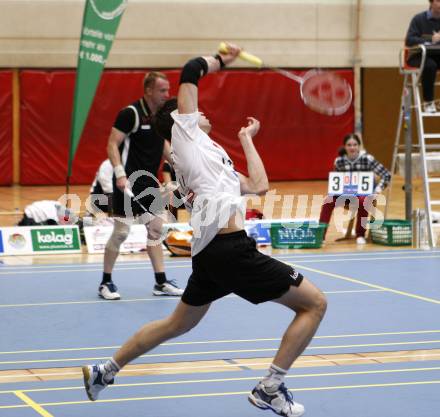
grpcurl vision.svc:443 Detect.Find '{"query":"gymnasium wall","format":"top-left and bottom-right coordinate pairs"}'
top-left (19, 69), bottom-right (353, 185)
top-left (0, 1), bottom-right (432, 184)
top-left (363, 68), bottom-right (440, 169)
top-left (0, 1), bottom-right (426, 68)
top-left (0, 71), bottom-right (12, 185)
top-left (362, 68), bottom-right (402, 169)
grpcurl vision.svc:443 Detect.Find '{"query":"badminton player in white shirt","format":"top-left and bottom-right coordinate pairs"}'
top-left (83, 43), bottom-right (327, 417)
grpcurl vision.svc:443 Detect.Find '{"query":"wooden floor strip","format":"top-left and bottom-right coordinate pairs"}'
top-left (1, 349), bottom-right (440, 383)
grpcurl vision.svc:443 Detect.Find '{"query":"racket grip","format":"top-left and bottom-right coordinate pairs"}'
top-left (218, 42), bottom-right (263, 68)
top-left (124, 187), bottom-right (134, 198)
top-left (239, 51), bottom-right (263, 67)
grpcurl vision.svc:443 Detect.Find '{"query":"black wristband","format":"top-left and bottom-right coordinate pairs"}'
top-left (214, 54), bottom-right (225, 69)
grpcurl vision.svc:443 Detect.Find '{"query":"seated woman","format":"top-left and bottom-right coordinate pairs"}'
top-left (319, 133), bottom-right (391, 244)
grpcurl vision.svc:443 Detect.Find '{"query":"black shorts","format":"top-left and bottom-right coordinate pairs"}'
top-left (112, 178), bottom-right (162, 217)
top-left (182, 231), bottom-right (303, 306)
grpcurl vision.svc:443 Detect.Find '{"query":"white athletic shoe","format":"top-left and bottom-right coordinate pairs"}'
top-left (82, 364), bottom-right (114, 401)
top-left (249, 382), bottom-right (305, 417)
top-left (98, 282), bottom-right (121, 300)
top-left (356, 236), bottom-right (366, 245)
top-left (153, 280), bottom-right (184, 296)
top-left (423, 101), bottom-right (437, 114)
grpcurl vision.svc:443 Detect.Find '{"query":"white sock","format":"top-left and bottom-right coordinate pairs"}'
top-left (102, 358), bottom-right (120, 382)
top-left (261, 364), bottom-right (287, 392)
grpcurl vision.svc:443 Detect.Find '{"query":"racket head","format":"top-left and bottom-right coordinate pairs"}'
top-left (300, 70), bottom-right (352, 116)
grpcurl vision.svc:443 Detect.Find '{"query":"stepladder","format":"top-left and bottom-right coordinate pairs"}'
top-left (388, 45), bottom-right (440, 247)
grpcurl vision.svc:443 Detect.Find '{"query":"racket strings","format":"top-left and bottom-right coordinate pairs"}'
top-left (301, 72), bottom-right (352, 116)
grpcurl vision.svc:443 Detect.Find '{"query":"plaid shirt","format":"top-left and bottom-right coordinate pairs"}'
top-left (334, 152), bottom-right (391, 192)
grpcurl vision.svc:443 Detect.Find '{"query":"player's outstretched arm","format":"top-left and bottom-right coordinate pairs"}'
top-left (237, 117), bottom-right (269, 196)
top-left (177, 43), bottom-right (241, 115)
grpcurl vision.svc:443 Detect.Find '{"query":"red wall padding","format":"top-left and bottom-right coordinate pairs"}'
top-left (20, 70), bottom-right (353, 185)
top-left (0, 71), bottom-right (13, 185)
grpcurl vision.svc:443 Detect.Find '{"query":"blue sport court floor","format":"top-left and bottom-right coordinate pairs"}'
top-left (0, 249), bottom-right (440, 417)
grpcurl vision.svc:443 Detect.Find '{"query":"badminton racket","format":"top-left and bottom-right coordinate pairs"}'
top-left (218, 42), bottom-right (352, 116)
top-left (124, 182), bottom-right (180, 214)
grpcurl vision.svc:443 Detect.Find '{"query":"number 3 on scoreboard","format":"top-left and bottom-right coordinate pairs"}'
top-left (328, 172), bottom-right (344, 195)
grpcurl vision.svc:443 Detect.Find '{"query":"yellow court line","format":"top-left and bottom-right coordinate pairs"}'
top-left (1, 329), bottom-right (439, 355)
top-left (2, 340), bottom-right (440, 366)
top-left (1, 380), bottom-right (439, 409)
top-left (288, 262), bottom-right (440, 305)
top-left (13, 391), bottom-right (54, 417)
top-left (1, 365), bottom-right (440, 395)
top-left (325, 289), bottom-right (383, 294)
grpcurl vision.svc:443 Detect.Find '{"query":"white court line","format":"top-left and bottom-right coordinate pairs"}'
top-left (2, 340), bottom-right (440, 366)
top-left (0, 249), bottom-right (437, 271)
top-left (293, 254), bottom-right (440, 264)
top-left (0, 289), bottom-right (382, 309)
top-left (0, 254), bottom-right (439, 277)
top-left (0, 329), bottom-right (438, 356)
top-left (0, 259), bottom-right (190, 270)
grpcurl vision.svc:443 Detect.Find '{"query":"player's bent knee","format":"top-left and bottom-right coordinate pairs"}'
top-left (147, 228), bottom-right (162, 242)
top-left (147, 217), bottom-right (164, 241)
top-left (106, 221), bottom-right (130, 251)
top-left (313, 291), bottom-right (327, 320)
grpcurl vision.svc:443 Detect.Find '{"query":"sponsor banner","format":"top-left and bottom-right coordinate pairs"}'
top-left (1, 228), bottom-right (33, 255)
top-left (84, 219), bottom-right (316, 254)
top-left (244, 221), bottom-right (272, 245)
top-left (244, 218), bottom-right (314, 246)
top-left (0, 226), bottom-right (81, 256)
top-left (84, 224), bottom-right (147, 254)
top-left (31, 227), bottom-right (81, 252)
top-left (84, 222), bottom-right (194, 254)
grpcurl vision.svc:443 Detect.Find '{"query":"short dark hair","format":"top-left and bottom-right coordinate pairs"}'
top-left (154, 97), bottom-right (178, 140)
top-left (143, 71), bottom-right (168, 91)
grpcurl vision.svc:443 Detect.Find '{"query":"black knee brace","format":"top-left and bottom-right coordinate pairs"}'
top-left (179, 57), bottom-right (209, 86)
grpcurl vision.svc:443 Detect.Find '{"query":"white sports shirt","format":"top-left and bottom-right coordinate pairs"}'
top-left (89, 159), bottom-right (113, 194)
top-left (171, 110), bottom-right (246, 256)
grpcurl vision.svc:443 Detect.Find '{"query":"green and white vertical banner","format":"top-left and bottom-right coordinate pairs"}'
top-left (67, 0), bottom-right (127, 177)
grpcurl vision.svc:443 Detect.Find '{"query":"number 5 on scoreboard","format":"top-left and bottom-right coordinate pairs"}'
top-left (357, 172), bottom-right (374, 195)
top-left (328, 172), bottom-right (344, 195)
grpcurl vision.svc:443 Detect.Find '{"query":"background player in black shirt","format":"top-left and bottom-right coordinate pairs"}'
top-left (99, 72), bottom-right (184, 300)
